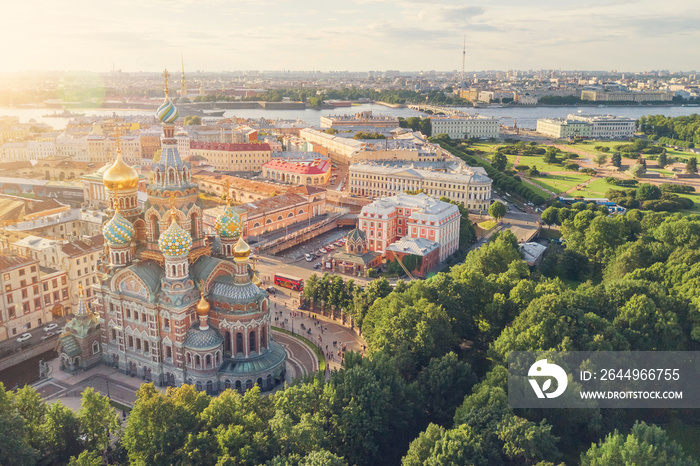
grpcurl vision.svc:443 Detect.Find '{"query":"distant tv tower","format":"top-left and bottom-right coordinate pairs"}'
top-left (461, 35), bottom-right (466, 83)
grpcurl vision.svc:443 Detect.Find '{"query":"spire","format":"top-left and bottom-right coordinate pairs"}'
top-left (181, 54), bottom-right (187, 98)
top-left (75, 283), bottom-right (88, 316)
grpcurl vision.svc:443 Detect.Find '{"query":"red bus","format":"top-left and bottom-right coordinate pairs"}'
top-left (274, 273), bottom-right (304, 291)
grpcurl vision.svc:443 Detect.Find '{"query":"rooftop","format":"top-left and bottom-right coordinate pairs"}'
top-left (190, 142), bottom-right (271, 152)
top-left (386, 236), bottom-right (439, 256)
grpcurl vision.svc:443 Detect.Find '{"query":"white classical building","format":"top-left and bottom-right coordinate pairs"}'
top-left (430, 115), bottom-right (500, 140)
top-left (359, 193), bottom-right (461, 262)
top-left (349, 160), bottom-right (492, 211)
top-left (537, 114), bottom-right (635, 139)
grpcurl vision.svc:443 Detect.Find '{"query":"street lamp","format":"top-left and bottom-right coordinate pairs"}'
top-left (106, 380), bottom-right (110, 399)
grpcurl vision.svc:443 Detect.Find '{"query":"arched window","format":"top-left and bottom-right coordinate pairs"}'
top-left (236, 333), bottom-right (243, 354)
top-left (246, 379), bottom-right (253, 390)
top-left (253, 222), bottom-right (260, 228)
top-left (235, 380), bottom-right (242, 391)
top-left (190, 212), bottom-right (198, 238)
top-left (150, 216), bottom-right (160, 241)
top-left (206, 380), bottom-right (213, 393)
top-left (261, 327), bottom-right (267, 349)
top-left (287, 212), bottom-right (294, 218)
top-left (196, 381), bottom-right (203, 391)
top-left (195, 354), bottom-right (201, 368)
top-left (277, 215), bottom-right (283, 221)
top-left (225, 379), bottom-right (231, 389)
top-left (186, 353), bottom-right (192, 367)
top-left (172, 265), bottom-right (177, 276)
top-left (92, 341), bottom-right (100, 354)
top-left (298, 209), bottom-right (304, 215)
top-left (266, 219), bottom-right (272, 224)
top-left (205, 354), bottom-right (212, 368)
top-left (266, 374), bottom-right (272, 388)
top-left (249, 331), bottom-right (256, 353)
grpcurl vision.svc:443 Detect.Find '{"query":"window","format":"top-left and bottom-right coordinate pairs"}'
top-left (43, 283), bottom-right (48, 291)
top-left (19, 269), bottom-right (25, 276)
top-left (20, 280), bottom-right (26, 287)
top-left (92, 341), bottom-right (100, 355)
top-left (62, 289), bottom-right (68, 299)
top-left (8, 307), bottom-right (15, 318)
top-left (23, 302), bottom-right (30, 313)
top-left (21, 290), bottom-right (28, 299)
top-left (52, 279), bottom-right (58, 288)
top-left (6, 295), bottom-right (12, 304)
top-left (34, 298), bottom-right (41, 309)
top-left (62, 276), bottom-right (67, 285)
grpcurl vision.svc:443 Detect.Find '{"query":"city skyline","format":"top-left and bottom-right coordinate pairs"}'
top-left (2, 0), bottom-right (699, 73)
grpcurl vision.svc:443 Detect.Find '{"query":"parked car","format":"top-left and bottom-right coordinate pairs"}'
top-left (17, 333), bottom-right (31, 343)
top-left (313, 263), bottom-right (322, 269)
top-left (266, 286), bottom-right (276, 295)
top-left (327, 244), bottom-right (335, 250)
top-left (41, 332), bottom-right (54, 340)
top-left (305, 253), bottom-right (314, 262)
top-left (44, 323), bottom-right (58, 332)
top-left (319, 247), bottom-right (328, 254)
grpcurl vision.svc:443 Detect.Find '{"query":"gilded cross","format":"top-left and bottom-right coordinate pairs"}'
top-left (163, 68), bottom-right (171, 96)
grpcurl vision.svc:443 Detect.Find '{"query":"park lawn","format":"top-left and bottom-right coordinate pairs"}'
top-left (477, 220), bottom-right (497, 230)
top-left (504, 153), bottom-right (568, 173)
top-left (646, 168), bottom-right (675, 177)
top-left (677, 193), bottom-right (700, 212)
top-left (576, 140), bottom-right (629, 154)
top-left (531, 172), bottom-right (592, 195)
top-left (468, 142), bottom-right (501, 154)
top-left (567, 177), bottom-right (621, 198)
top-left (520, 182), bottom-right (551, 199)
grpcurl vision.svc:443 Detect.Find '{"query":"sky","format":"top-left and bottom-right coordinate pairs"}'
top-left (1, 0), bottom-right (699, 73)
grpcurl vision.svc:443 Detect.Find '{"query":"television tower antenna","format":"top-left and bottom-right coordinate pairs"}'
top-left (461, 35), bottom-right (466, 83)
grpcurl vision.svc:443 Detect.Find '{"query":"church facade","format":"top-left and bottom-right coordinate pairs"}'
top-left (59, 71), bottom-right (286, 393)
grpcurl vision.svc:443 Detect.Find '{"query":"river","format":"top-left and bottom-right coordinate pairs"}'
top-left (0, 350), bottom-right (55, 389)
top-left (1, 103), bottom-right (699, 131)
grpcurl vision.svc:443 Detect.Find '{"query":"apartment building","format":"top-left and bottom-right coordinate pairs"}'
top-left (430, 116), bottom-right (500, 140)
top-left (0, 254), bottom-right (70, 341)
top-left (349, 160), bottom-right (492, 211)
top-left (359, 193), bottom-right (461, 262)
top-left (189, 142), bottom-right (272, 172)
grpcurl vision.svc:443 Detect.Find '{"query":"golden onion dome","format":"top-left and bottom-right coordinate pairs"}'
top-left (233, 236), bottom-right (250, 262)
top-left (196, 292), bottom-right (210, 317)
top-left (103, 153), bottom-right (139, 191)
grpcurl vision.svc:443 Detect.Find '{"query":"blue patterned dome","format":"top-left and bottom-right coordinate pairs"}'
top-left (158, 213), bottom-right (193, 257)
top-left (156, 98), bottom-right (178, 124)
top-left (215, 204), bottom-right (242, 238)
top-left (184, 323), bottom-right (223, 350)
top-left (103, 209), bottom-right (135, 246)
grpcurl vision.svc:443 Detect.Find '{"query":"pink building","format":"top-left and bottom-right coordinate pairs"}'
top-left (359, 193), bottom-right (460, 263)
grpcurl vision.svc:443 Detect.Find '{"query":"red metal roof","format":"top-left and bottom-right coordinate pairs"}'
top-left (262, 159), bottom-right (330, 175)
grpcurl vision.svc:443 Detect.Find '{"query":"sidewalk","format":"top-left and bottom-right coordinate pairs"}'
top-left (268, 290), bottom-right (366, 373)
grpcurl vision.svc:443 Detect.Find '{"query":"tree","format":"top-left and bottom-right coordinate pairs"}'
top-left (629, 163), bottom-right (646, 178)
top-left (492, 153), bottom-right (508, 171)
top-left (184, 115), bottom-right (201, 125)
top-left (686, 157), bottom-right (697, 174)
top-left (325, 128), bottom-right (338, 135)
top-left (415, 353), bottom-right (476, 426)
top-left (541, 207), bottom-right (559, 226)
top-left (489, 201), bottom-right (506, 223)
top-left (581, 421), bottom-right (697, 466)
top-left (0, 384), bottom-right (37, 466)
top-left (657, 150), bottom-right (668, 168)
top-left (611, 152), bottom-right (622, 168)
top-left (636, 183), bottom-right (661, 201)
top-left (78, 387), bottom-right (121, 454)
top-left (402, 424), bottom-right (446, 466)
top-left (42, 402), bottom-right (83, 464)
top-left (595, 154), bottom-right (607, 167)
top-left (68, 450), bottom-right (104, 466)
top-left (544, 151), bottom-right (559, 164)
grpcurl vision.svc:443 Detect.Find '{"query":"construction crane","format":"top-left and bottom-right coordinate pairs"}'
top-left (389, 249), bottom-right (416, 281)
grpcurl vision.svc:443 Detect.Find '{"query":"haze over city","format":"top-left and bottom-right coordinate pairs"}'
top-left (2, 0), bottom-right (699, 72)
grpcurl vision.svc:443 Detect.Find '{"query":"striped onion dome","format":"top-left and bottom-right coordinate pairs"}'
top-left (156, 97), bottom-right (179, 124)
top-left (103, 209), bottom-right (135, 246)
top-left (158, 213), bottom-right (193, 257)
top-left (215, 204), bottom-right (242, 238)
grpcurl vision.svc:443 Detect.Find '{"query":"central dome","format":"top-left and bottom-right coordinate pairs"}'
top-left (158, 213), bottom-right (193, 257)
top-left (103, 153), bottom-right (139, 191)
top-left (233, 236), bottom-right (250, 262)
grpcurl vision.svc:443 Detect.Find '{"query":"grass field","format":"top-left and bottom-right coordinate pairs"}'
top-left (477, 220), bottom-right (497, 230)
top-left (647, 168), bottom-right (675, 177)
top-left (567, 178), bottom-right (624, 198)
top-left (677, 193), bottom-right (700, 212)
top-left (532, 173), bottom-right (593, 195)
top-left (520, 182), bottom-right (552, 199)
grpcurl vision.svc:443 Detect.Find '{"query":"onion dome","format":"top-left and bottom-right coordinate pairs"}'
top-left (158, 211), bottom-right (193, 257)
top-left (215, 203), bottom-right (242, 238)
top-left (103, 206), bottom-right (135, 246)
top-left (196, 292), bottom-right (210, 317)
top-left (103, 153), bottom-right (139, 191)
top-left (156, 98), bottom-right (179, 124)
top-left (233, 236), bottom-right (250, 262)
